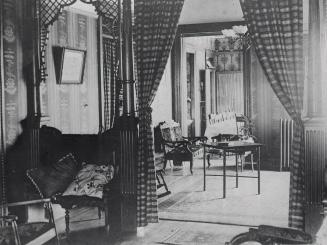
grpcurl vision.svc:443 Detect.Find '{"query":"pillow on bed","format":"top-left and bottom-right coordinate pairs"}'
top-left (63, 163), bottom-right (114, 199)
top-left (27, 153), bottom-right (79, 198)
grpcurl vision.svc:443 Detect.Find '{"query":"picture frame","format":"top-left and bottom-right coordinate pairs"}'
top-left (53, 46), bottom-right (86, 84)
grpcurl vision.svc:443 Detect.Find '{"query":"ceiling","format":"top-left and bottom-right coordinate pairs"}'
top-left (70, 0), bottom-right (244, 24)
top-left (179, 0), bottom-right (244, 25)
top-left (68, 0), bottom-right (307, 33)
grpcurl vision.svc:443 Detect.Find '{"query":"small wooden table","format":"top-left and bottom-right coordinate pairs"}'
top-left (202, 141), bottom-right (263, 198)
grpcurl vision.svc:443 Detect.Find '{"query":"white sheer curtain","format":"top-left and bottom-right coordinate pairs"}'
top-left (216, 72), bottom-right (244, 114)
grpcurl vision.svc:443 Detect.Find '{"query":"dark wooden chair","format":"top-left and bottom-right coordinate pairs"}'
top-left (204, 112), bottom-right (256, 171)
top-left (0, 199), bottom-right (59, 245)
top-left (154, 123), bottom-right (171, 198)
top-left (155, 121), bottom-right (206, 174)
top-left (205, 112), bottom-right (239, 167)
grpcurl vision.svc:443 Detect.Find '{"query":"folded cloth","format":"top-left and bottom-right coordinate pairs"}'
top-left (63, 163), bottom-right (114, 199)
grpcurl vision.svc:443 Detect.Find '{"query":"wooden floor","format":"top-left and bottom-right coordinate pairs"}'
top-left (53, 157), bottom-right (290, 244)
top-left (158, 157), bottom-right (289, 227)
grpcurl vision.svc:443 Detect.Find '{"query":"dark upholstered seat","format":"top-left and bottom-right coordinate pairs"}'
top-left (26, 125), bottom-right (119, 237)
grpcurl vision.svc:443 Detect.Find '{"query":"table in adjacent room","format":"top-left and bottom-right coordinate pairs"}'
top-left (202, 141), bottom-right (263, 198)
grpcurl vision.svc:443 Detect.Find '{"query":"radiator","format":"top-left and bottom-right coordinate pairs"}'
top-left (280, 119), bottom-right (293, 171)
top-left (305, 127), bottom-right (327, 204)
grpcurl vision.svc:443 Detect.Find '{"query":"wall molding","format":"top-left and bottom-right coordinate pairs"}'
top-left (178, 21), bottom-right (245, 37)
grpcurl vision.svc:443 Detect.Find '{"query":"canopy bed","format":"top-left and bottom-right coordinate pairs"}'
top-left (0, 0), bottom-right (139, 234)
top-left (0, 0), bottom-right (184, 236)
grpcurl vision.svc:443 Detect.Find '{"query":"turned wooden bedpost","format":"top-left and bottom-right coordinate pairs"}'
top-left (113, 0), bottom-right (138, 233)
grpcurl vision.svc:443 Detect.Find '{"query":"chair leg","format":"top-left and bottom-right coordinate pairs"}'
top-left (104, 205), bottom-right (110, 234)
top-left (47, 202), bottom-right (60, 245)
top-left (65, 209), bottom-right (70, 237)
top-left (163, 159), bottom-right (168, 171)
top-left (170, 160), bottom-right (173, 172)
top-left (207, 154), bottom-right (211, 168)
top-left (158, 171), bottom-right (170, 193)
top-left (11, 220), bottom-right (21, 245)
top-left (251, 154), bottom-right (254, 172)
top-left (98, 208), bottom-right (101, 220)
top-left (190, 159), bottom-right (193, 175)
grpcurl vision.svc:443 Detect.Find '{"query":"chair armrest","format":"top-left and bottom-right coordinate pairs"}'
top-left (164, 140), bottom-right (188, 144)
top-left (0, 198), bottom-right (51, 208)
top-left (0, 215), bottom-right (18, 222)
top-left (183, 136), bottom-right (207, 143)
top-left (163, 140), bottom-right (190, 149)
top-left (1, 198), bottom-right (55, 225)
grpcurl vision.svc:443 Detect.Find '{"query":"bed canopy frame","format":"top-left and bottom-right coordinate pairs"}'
top-left (0, 0), bottom-right (137, 231)
top-left (31, 0), bottom-right (136, 162)
top-left (36, 0), bottom-right (121, 125)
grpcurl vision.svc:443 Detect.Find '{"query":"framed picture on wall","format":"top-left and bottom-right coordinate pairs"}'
top-left (53, 46), bottom-right (86, 84)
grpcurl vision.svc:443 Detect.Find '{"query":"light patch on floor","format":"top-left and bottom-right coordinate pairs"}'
top-left (158, 158), bottom-right (290, 227)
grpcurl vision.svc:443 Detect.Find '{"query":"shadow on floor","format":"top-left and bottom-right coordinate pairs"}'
top-left (47, 227), bottom-right (129, 245)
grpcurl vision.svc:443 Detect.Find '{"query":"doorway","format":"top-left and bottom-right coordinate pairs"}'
top-left (159, 24), bottom-right (290, 229)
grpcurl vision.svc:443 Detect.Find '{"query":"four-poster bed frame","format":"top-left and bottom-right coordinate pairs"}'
top-left (0, 0), bottom-right (137, 232)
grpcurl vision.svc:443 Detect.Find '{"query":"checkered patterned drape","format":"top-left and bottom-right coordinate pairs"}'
top-left (240, 0), bottom-right (305, 229)
top-left (0, 0), bottom-right (6, 220)
top-left (103, 37), bottom-right (120, 130)
top-left (134, 0), bottom-right (184, 227)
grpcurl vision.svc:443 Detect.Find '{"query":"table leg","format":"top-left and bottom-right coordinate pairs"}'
top-left (258, 147), bottom-right (261, 195)
top-left (223, 150), bottom-right (226, 198)
top-left (203, 145), bottom-right (206, 191)
top-left (235, 153), bottom-right (239, 188)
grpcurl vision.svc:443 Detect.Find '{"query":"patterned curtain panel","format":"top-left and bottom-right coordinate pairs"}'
top-left (103, 37), bottom-right (119, 130)
top-left (240, 0), bottom-right (304, 229)
top-left (134, 0), bottom-right (184, 227)
top-left (0, 0), bottom-right (6, 219)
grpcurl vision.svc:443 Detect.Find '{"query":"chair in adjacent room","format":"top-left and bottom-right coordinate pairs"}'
top-left (153, 122), bottom-right (171, 198)
top-left (0, 199), bottom-right (59, 245)
top-left (236, 114), bottom-right (256, 171)
top-left (204, 112), bottom-right (239, 168)
top-left (156, 121), bottom-right (206, 174)
top-left (204, 112), bottom-right (256, 171)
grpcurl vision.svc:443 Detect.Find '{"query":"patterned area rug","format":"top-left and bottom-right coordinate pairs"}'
top-left (159, 166), bottom-right (290, 227)
top-left (157, 223), bottom-right (251, 245)
top-left (159, 228), bottom-right (228, 245)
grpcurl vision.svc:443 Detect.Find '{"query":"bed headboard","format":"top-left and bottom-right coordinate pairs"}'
top-left (39, 126), bottom-right (117, 167)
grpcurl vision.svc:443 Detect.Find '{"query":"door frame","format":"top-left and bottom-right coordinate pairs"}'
top-left (171, 21), bottom-right (251, 136)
